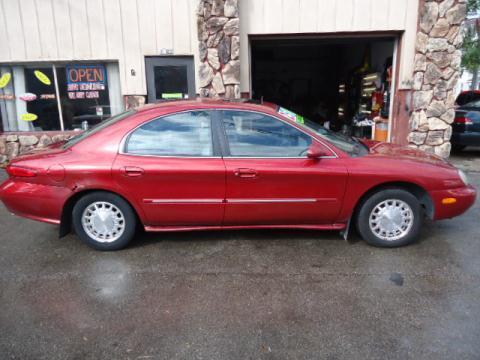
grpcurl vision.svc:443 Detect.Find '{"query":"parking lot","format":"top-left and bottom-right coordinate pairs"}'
top-left (0, 164), bottom-right (479, 360)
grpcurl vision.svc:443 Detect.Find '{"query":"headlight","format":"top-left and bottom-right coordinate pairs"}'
top-left (458, 169), bottom-right (470, 186)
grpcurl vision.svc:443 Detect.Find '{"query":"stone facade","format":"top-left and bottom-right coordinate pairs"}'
top-left (408, 0), bottom-right (467, 158)
top-left (197, 0), bottom-right (240, 99)
top-left (0, 132), bottom-right (77, 167)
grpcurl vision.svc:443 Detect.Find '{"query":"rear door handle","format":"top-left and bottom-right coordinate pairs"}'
top-left (234, 168), bottom-right (258, 178)
top-left (121, 166), bottom-right (144, 177)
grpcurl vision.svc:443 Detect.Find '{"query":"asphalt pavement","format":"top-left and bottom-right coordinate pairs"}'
top-left (0, 167), bottom-right (479, 359)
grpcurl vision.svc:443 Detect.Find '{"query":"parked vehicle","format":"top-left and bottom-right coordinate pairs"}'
top-left (455, 90), bottom-right (480, 107)
top-left (451, 99), bottom-right (480, 151)
top-left (0, 99), bottom-right (476, 250)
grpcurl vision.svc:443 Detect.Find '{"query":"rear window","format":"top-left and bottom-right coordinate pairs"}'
top-left (456, 92), bottom-right (480, 106)
top-left (63, 110), bottom-right (135, 148)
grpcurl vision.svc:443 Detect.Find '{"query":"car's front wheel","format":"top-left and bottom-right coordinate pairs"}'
top-left (72, 192), bottom-right (137, 250)
top-left (356, 188), bottom-right (422, 247)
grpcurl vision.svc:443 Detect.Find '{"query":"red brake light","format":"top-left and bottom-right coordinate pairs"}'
top-left (6, 165), bottom-right (37, 177)
top-left (454, 116), bottom-right (473, 125)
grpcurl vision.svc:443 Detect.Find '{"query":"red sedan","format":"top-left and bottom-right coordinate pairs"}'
top-left (0, 99), bottom-right (476, 250)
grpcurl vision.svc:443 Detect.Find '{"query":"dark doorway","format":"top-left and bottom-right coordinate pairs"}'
top-left (145, 56), bottom-right (196, 103)
top-left (251, 37), bottom-right (395, 132)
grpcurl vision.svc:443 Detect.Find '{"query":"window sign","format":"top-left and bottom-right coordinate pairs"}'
top-left (0, 73), bottom-right (12, 88)
top-left (0, 63), bottom-right (121, 132)
top-left (66, 64), bottom-right (107, 100)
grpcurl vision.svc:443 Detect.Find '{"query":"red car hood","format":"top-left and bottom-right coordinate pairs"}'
top-left (362, 140), bottom-right (454, 168)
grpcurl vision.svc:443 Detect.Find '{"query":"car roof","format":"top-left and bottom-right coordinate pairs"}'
top-left (135, 98), bottom-right (279, 115)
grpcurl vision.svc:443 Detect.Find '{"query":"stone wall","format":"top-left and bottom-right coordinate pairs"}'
top-left (197, 0), bottom-right (240, 98)
top-left (409, 0), bottom-right (467, 157)
top-left (0, 132), bottom-right (77, 167)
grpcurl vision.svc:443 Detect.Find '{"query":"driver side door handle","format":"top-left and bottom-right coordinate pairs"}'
top-left (234, 168), bottom-right (258, 178)
top-left (121, 166), bottom-right (144, 177)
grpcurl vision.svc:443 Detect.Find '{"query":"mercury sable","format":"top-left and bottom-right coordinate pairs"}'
top-left (0, 99), bottom-right (476, 250)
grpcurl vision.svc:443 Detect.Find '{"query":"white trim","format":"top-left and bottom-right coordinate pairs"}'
top-left (227, 198), bottom-right (318, 203)
top-left (142, 198), bottom-right (333, 204)
top-left (144, 199), bottom-right (223, 204)
top-left (387, 37), bottom-right (399, 142)
top-left (225, 156), bottom-right (337, 160)
top-left (52, 64), bottom-right (64, 131)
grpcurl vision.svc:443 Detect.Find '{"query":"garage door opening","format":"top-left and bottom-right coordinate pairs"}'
top-left (251, 36), bottom-right (396, 140)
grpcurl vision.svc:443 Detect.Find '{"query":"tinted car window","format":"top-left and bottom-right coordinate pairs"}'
top-left (222, 111), bottom-right (312, 157)
top-left (126, 111), bottom-right (213, 156)
top-left (456, 92), bottom-right (480, 106)
top-left (463, 100), bottom-right (480, 109)
top-left (64, 110), bottom-right (135, 149)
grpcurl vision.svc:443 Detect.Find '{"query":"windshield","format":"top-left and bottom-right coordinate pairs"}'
top-left (278, 107), bottom-right (369, 156)
top-left (63, 110), bottom-right (136, 149)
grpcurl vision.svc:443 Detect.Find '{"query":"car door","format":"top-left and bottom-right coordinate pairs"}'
top-left (217, 110), bottom-right (348, 225)
top-left (112, 110), bottom-right (226, 226)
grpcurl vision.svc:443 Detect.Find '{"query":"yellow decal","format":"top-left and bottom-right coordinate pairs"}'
top-left (34, 70), bottom-right (51, 85)
top-left (0, 73), bottom-right (11, 88)
top-left (21, 113), bottom-right (38, 121)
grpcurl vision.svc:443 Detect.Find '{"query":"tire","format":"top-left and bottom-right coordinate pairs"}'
top-left (72, 191), bottom-right (137, 251)
top-left (356, 188), bottom-right (422, 247)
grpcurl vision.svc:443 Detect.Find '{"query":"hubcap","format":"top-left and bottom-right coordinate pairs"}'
top-left (81, 202), bottom-right (125, 243)
top-left (369, 199), bottom-right (414, 241)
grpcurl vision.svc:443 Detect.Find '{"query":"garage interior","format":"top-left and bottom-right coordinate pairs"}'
top-left (251, 36), bottom-right (396, 138)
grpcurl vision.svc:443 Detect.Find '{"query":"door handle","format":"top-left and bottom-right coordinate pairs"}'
top-left (121, 166), bottom-right (144, 177)
top-left (234, 168), bottom-right (258, 178)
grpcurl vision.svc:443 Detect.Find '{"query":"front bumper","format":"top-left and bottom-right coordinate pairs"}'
top-left (430, 185), bottom-right (477, 220)
top-left (0, 179), bottom-right (72, 225)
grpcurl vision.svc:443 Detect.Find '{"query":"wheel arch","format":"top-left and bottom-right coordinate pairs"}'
top-left (59, 189), bottom-right (144, 237)
top-left (351, 181), bottom-right (435, 222)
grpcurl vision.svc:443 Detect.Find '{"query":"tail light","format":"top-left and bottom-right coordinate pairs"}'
top-left (454, 116), bottom-right (473, 125)
top-left (6, 165), bottom-right (37, 177)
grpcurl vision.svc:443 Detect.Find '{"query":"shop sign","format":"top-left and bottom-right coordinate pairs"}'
top-left (19, 93), bottom-right (37, 102)
top-left (162, 93), bottom-right (183, 99)
top-left (0, 93), bottom-right (14, 100)
top-left (0, 73), bottom-right (11, 88)
top-left (66, 64), bottom-right (106, 100)
top-left (40, 94), bottom-right (55, 100)
top-left (21, 113), bottom-right (38, 121)
top-left (34, 70), bottom-right (51, 85)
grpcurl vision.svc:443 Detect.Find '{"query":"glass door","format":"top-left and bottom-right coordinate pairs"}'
top-left (145, 57), bottom-right (196, 103)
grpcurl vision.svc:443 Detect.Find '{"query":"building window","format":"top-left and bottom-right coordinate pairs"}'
top-left (0, 62), bottom-right (123, 132)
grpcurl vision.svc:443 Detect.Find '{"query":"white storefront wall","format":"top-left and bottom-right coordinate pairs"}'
top-left (0, 0), bottom-right (419, 96)
top-left (0, 0), bottom-right (200, 96)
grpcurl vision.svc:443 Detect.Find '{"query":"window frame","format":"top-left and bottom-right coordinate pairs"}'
top-left (120, 110), bottom-right (222, 158)
top-left (214, 109), bottom-right (338, 159)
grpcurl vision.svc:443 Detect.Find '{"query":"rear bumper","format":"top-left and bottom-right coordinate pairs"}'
top-left (451, 132), bottom-right (480, 146)
top-left (430, 185), bottom-right (477, 220)
top-left (0, 179), bottom-right (72, 225)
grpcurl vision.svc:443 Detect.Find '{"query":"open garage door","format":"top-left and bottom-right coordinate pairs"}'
top-left (251, 36), bottom-right (397, 140)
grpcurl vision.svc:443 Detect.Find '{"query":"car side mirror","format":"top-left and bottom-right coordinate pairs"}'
top-left (307, 143), bottom-right (329, 159)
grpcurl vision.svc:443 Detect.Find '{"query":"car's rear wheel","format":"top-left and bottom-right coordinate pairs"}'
top-left (72, 192), bottom-right (137, 250)
top-left (356, 188), bottom-right (422, 247)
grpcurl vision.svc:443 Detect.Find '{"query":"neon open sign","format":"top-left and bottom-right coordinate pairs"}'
top-left (66, 64), bottom-right (107, 99)
top-left (67, 65), bottom-right (106, 85)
